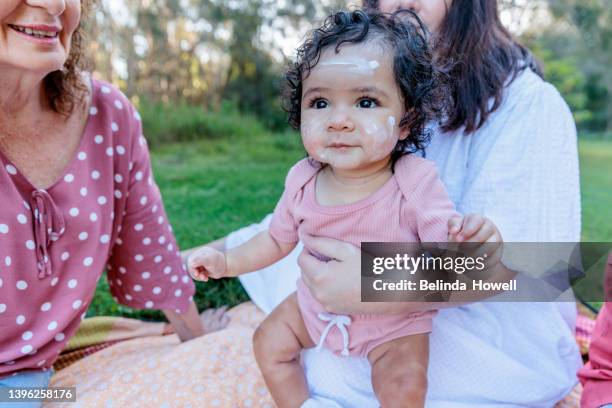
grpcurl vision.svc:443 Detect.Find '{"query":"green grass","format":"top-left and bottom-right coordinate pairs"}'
top-left (579, 139), bottom-right (612, 241)
top-left (88, 135), bottom-right (612, 320)
top-left (575, 139), bottom-right (612, 310)
top-left (138, 101), bottom-right (269, 148)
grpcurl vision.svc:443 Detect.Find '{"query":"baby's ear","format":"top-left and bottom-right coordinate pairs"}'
top-left (397, 112), bottom-right (413, 141)
top-left (398, 126), bottom-right (410, 141)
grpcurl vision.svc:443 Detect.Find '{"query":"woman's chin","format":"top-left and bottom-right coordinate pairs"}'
top-left (3, 54), bottom-right (66, 76)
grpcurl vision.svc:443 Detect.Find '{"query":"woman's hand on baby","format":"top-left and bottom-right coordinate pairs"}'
top-left (187, 247), bottom-right (228, 282)
top-left (298, 233), bottom-right (362, 315)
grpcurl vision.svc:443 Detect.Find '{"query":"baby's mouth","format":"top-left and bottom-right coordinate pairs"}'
top-left (8, 24), bottom-right (59, 39)
top-left (328, 143), bottom-right (355, 149)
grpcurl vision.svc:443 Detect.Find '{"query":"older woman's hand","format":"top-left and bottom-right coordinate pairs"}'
top-left (199, 306), bottom-right (231, 333)
top-left (163, 305), bottom-right (231, 338)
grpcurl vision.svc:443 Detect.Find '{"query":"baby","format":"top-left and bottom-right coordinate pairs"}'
top-left (188, 9), bottom-right (503, 408)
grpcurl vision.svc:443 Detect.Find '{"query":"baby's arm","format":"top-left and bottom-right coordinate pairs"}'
top-left (226, 230), bottom-right (296, 276)
top-left (188, 160), bottom-right (314, 281)
top-left (187, 230), bottom-right (296, 281)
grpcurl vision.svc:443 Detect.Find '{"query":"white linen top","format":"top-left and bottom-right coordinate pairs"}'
top-left (230, 68), bottom-right (582, 407)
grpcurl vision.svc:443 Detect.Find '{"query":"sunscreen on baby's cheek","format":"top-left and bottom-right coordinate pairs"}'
top-left (387, 116), bottom-right (396, 135)
top-left (364, 122), bottom-right (379, 135)
top-left (301, 113), bottom-right (329, 162)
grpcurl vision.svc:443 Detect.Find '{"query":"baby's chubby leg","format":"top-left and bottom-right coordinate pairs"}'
top-left (253, 292), bottom-right (315, 408)
top-left (368, 333), bottom-right (430, 408)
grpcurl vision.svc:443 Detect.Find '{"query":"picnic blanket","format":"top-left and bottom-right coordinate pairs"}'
top-left (46, 301), bottom-right (595, 408)
top-left (52, 316), bottom-right (166, 372)
top-left (47, 302), bottom-right (273, 408)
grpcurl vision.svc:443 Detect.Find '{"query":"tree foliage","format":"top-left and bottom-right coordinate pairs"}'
top-left (85, 0), bottom-right (345, 128)
top-left (84, 1), bottom-right (608, 133)
top-left (543, 0), bottom-right (611, 131)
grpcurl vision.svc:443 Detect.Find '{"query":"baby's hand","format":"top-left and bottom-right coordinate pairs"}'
top-left (448, 214), bottom-right (504, 275)
top-left (448, 214), bottom-right (502, 244)
top-left (187, 247), bottom-right (227, 282)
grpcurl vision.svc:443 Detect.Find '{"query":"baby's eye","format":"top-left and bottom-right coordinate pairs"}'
top-left (357, 98), bottom-right (379, 109)
top-left (312, 99), bottom-right (328, 109)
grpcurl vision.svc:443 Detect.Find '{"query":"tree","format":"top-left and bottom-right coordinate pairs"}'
top-left (85, 0), bottom-right (347, 126)
top-left (218, 0), bottom-right (346, 129)
top-left (546, 0), bottom-right (612, 131)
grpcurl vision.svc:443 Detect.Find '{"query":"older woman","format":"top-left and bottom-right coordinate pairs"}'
top-left (0, 0), bottom-right (226, 396)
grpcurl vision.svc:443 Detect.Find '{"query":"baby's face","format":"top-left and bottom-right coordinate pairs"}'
top-left (300, 41), bottom-right (407, 172)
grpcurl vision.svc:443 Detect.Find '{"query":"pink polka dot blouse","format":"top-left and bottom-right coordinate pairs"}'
top-left (0, 79), bottom-right (195, 378)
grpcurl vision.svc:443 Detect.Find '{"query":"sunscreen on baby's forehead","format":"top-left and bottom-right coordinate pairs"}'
top-left (317, 59), bottom-right (381, 75)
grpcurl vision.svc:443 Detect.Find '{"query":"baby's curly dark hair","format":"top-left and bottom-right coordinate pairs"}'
top-left (283, 9), bottom-right (447, 161)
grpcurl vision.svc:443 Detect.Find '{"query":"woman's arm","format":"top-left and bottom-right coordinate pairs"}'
top-left (162, 301), bottom-right (231, 341)
top-left (163, 301), bottom-right (205, 341)
top-left (105, 92), bottom-right (197, 316)
top-left (298, 232), bottom-right (510, 315)
top-left (298, 234), bottom-right (446, 315)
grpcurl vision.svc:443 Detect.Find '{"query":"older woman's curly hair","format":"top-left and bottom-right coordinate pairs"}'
top-left (283, 9), bottom-right (447, 162)
top-left (44, 0), bottom-right (92, 115)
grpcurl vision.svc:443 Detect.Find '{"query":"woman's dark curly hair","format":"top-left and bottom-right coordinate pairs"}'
top-left (283, 9), bottom-right (447, 162)
top-left (43, 0), bottom-right (92, 116)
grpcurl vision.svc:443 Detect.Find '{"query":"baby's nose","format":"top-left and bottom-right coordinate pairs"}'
top-left (327, 109), bottom-right (355, 132)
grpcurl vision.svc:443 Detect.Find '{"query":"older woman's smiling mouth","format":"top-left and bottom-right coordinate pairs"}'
top-left (8, 24), bottom-right (60, 41)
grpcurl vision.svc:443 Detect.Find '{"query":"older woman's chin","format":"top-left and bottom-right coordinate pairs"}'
top-left (0, 38), bottom-right (72, 76)
top-left (1, 52), bottom-right (69, 76)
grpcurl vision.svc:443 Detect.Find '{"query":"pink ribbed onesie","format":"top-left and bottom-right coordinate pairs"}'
top-left (269, 155), bottom-right (458, 357)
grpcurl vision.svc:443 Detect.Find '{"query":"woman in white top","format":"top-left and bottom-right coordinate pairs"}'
top-left (195, 0), bottom-right (582, 405)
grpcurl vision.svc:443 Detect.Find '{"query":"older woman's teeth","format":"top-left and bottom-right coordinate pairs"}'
top-left (11, 25), bottom-right (58, 38)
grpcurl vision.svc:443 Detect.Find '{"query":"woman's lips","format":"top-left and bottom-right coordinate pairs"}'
top-left (8, 24), bottom-right (60, 45)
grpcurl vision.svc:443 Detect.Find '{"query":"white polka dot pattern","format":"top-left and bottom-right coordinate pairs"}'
top-left (0, 79), bottom-right (194, 377)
